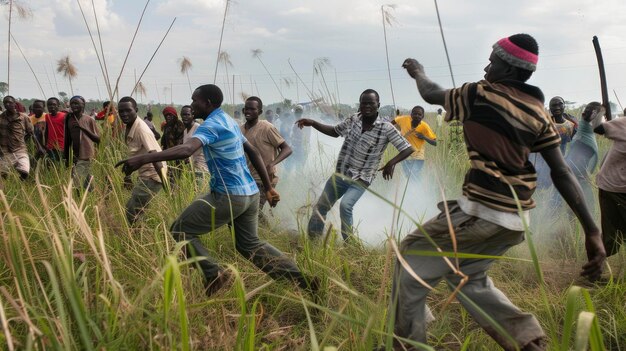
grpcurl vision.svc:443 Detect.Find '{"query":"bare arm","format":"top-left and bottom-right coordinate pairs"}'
top-left (116, 137), bottom-right (202, 173)
top-left (379, 147), bottom-right (415, 180)
top-left (540, 146), bottom-right (605, 280)
top-left (416, 132), bottom-right (437, 146)
top-left (79, 126), bottom-right (101, 144)
top-left (295, 118), bottom-right (339, 138)
top-left (268, 141), bottom-right (292, 169)
top-left (402, 59), bottom-right (448, 106)
top-left (244, 141), bottom-right (280, 207)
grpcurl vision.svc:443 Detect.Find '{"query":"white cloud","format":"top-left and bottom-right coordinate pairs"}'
top-left (155, 0), bottom-right (223, 16)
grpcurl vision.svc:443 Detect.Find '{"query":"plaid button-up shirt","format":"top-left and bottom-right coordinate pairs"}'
top-left (0, 111), bottom-right (33, 155)
top-left (333, 113), bottom-right (411, 184)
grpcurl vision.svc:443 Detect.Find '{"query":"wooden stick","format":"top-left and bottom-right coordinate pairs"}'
top-left (613, 89), bottom-right (624, 111)
top-left (9, 33), bottom-right (46, 97)
top-left (132, 18), bottom-right (177, 96)
top-left (592, 36), bottom-right (612, 121)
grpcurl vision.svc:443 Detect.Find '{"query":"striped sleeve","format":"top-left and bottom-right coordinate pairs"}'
top-left (530, 115), bottom-right (561, 152)
top-left (334, 114), bottom-right (354, 137)
top-left (444, 82), bottom-right (477, 123)
top-left (386, 123), bottom-right (412, 152)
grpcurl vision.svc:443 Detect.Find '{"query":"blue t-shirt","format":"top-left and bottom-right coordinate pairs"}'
top-left (192, 108), bottom-right (259, 195)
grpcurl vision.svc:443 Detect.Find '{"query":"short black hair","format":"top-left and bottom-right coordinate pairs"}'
top-left (412, 105), bottom-right (425, 114)
top-left (245, 96), bottom-right (263, 110)
top-left (103, 101), bottom-right (111, 108)
top-left (3, 95), bottom-right (15, 102)
top-left (195, 84), bottom-right (224, 107)
top-left (33, 99), bottom-right (45, 106)
top-left (118, 96), bottom-right (137, 109)
top-left (47, 97), bottom-right (60, 104)
top-left (360, 89), bottom-right (380, 102)
top-left (586, 101), bottom-right (602, 110)
top-left (146, 111), bottom-right (153, 118)
top-left (181, 105), bottom-right (192, 110)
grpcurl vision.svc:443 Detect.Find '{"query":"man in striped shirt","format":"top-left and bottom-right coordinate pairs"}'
top-left (296, 89), bottom-right (413, 241)
top-left (388, 34), bottom-right (605, 350)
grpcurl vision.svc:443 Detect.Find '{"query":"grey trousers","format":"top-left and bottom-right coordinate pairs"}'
top-left (170, 191), bottom-right (309, 288)
top-left (391, 201), bottom-right (544, 350)
top-left (125, 178), bottom-right (162, 224)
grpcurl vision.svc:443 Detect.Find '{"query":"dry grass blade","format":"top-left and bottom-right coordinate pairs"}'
top-left (389, 239), bottom-right (434, 290)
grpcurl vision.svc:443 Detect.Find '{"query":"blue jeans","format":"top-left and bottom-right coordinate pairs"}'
top-left (401, 159), bottom-right (424, 181)
top-left (307, 173), bottom-right (367, 240)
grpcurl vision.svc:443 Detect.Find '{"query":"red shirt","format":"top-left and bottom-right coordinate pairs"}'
top-left (45, 111), bottom-right (66, 150)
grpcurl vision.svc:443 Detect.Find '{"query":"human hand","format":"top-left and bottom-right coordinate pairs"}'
top-left (415, 132), bottom-right (425, 140)
top-left (265, 188), bottom-right (281, 207)
top-left (379, 162), bottom-right (396, 180)
top-left (114, 156), bottom-right (144, 176)
top-left (295, 119), bottom-right (314, 129)
top-left (582, 229), bottom-right (606, 281)
top-left (402, 58), bottom-right (425, 79)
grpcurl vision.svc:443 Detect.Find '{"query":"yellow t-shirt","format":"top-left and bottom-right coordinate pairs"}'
top-left (394, 116), bottom-right (436, 160)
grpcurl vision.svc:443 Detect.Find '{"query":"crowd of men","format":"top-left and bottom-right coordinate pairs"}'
top-left (1, 32), bottom-right (625, 350)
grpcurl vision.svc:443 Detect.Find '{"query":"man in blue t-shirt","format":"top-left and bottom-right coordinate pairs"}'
top-left (116, 84), bottom-right (316, 296)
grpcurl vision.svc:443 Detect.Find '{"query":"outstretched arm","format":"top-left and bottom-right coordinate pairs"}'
top-left (379, 147), bottom-right (414, 180)
top-left (116, 137), bottom-right (202, 174)
top-left (540, 146), bottom-right (605, 280)
top-left (402, 59), bottom-right (448, 106)
top-left (295, 118), bottom-right (339, 138)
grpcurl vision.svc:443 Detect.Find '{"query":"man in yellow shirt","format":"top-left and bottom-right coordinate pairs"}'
top-left (392, 105), bottom-right (437, 180)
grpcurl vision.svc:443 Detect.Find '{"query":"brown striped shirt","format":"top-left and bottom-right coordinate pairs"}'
top-left (445, 80), bottom-right (560, 212)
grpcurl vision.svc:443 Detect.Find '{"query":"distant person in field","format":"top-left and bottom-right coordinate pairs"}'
top-left (277, 107), bottom-right (292, 143)
top-left (233, 110), bottom-right (242, 123)
top-left (594, 106), bottom-right (626, 257)
top-left (564, 102), bottom-right (603, 212)
top-left (296, 89), bottom-right (413, 241)
top-left (30, 99), bottom-right (47, 157)
top-left (391, 105), bottom-right (437, 181)
top-left (64, 96), bottom-right (100, 190)
top-left (161, 106), bottom-right (184, 150)
top-left (116, 85), bottom-right (317, 296)
top-left (265, 109), bottom-right (276, 124)
top-left (117, 96), bottom-right (167, 224)
top-left (288, 105), bottom-right (310, 170)
top-left (143, 111), bottom-right (161, 141)
top-left (45, 97), bottom-right (67, 162)
top-left (390, 33), bottom-right (606, 351)
top-left (0, 96), bottom-right (43, 180)
top-left (240, 96), bottom-right (292, 221)
top-left (96, 101), bottom-right (121, 137)
top-left (435, 107), bottom-right (444, 129)
top-left (181, 104), bottom-right (209, 186)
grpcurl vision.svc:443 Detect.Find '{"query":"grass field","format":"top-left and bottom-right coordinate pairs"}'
top-left (0, 111), bottom-right (624, 350)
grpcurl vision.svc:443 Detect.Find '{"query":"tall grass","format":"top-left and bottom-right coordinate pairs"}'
top-left (0, 111), bottom-right (623, 350)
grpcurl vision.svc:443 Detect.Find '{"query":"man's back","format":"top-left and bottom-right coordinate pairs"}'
top-left (446, 80), bottom-right (560, 212)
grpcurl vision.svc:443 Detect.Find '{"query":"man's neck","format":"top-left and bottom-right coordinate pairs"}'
top-left (184, 123), bottom-right (193, 131)
top-left (553, 114), bottom-right (565, 123)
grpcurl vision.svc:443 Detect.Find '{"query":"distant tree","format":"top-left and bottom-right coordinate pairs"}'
top-left (218, 51), bottom-right (234, 104)
top-left (58, 91), bottom-right (68, 103)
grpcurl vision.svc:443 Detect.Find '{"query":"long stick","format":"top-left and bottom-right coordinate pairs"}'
top-left (433, 0), bottom-right (456, 88)
top-left (111, 0), bottom-right (152, 101)
top-left (7, 0), bottom-right (13, 93)
top-left (91, 0), bottom-right (113, 100)
top-left (10, 33), bottom-right (46, 98)
top-left (381, 5), bottom-right (396, 111)
top-left (213, 0), bottom-right (230, 83)
top-left (132, 18), bottom-right (177, 95)
top-left (592, 36), bottom-right (611, 121)
top-left (75, 0), bottom-right (111, 100)
top-left (613, 89), bottom-right (623, 111)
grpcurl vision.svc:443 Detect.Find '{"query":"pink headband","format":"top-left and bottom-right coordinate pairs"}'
top-left (492, 37), bottom-right (538, 72)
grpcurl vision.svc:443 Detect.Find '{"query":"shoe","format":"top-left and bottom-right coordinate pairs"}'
top-left (204, 270), bottom-right (232, 297)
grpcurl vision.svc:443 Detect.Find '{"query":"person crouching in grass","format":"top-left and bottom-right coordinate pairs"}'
top-left (64, 96), bottom-right (100, 191)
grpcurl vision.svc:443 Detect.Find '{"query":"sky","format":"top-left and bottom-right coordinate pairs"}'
top-left (2, 0), bottom-right (626, 112)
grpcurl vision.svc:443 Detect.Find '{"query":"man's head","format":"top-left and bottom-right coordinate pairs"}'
top-left (485, 34), bottom-right (538, 83)
top-left (47, 97), bottom-right (61, 115)
top-left (2, 96), bottom-right (16, 113)
top-left (145, 111), bottom-right (153, 121)
top-left (358, 89), bottom-right (380, 118)
top-left (582, 101), bottom-right (603, 122)
top-left (243, 96), bottom-right (263, 122)
top-left (70, 96), bottom-right (86, 115)
top-left (265, 109), bottom-right (275, 123)
top-left (102, 101), bottom-right (111, 109)
top-left (191, 84), bottom-right (223, 120)
top-left (549, 96), bottom-right (565, 117)
top-left (276, 107), bottom-right (282, 116)
top-left (118, 96), bottom-right (138, 126)
top-left (411, 105), bottom-right (425, 123)
top-left (437, 108), bottom-right (442, 115)
top-left (294, 104), bottom-right (304, 118)
top-left (181, 105), bottom-right (194, 127)
top-left (162, 106), bottom-right (178, 125)
top-left (32, 100), bottom-right (45, 117)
